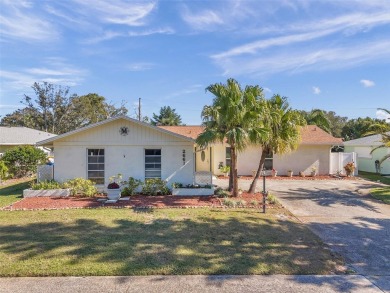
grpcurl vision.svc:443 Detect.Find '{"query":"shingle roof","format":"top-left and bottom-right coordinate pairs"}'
top-left (159, 125), bottom-right (343, 145)
top-left (343, 133), bottom-right (388, 146)
top-left (158, 125), bottom-right (205, 140)
top-left (0, 127), bottom-right (56, 145)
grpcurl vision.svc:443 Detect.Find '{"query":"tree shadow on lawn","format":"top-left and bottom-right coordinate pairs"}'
top-left (273, 184), bottom-right (382, 213)
top-left (290, 216), bottom-right (390, 292)
top-left (0, 210), bottom-right (343, 277)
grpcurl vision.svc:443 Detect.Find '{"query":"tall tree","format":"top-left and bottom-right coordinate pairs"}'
top-left (299, 109), bottom-right (331, 133)
top-left (341, 117), bottom-right (390, 141)
top-left (0, 83), bottom-right (128, 134)
top-left (151, 106), bottom-right (182, 126)
top-left (196, 79), bottom-right (266, 197)
top-left (248, 95), bottom-right (306, 194)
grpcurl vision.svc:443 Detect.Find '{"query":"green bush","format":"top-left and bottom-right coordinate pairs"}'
top-left (214, 187), bottom-right (230, 198)
top-left (267, 193), bottom-right (278, 204)
top-left (142, 178), bottom-right (170, 196)
top-left (0, 161), bottom-right (9, 182)
top-left (222, 198), bottom-right (237, 208)
top-left (63, 178), bottom-right (97, 197)
top-left (31, 180), bottom-right (63, 190)
top-left (121, 177), bottom-right (143, 196)
top-left (1, 145), bottom-right (47, 178)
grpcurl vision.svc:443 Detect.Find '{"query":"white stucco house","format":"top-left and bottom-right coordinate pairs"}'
top-left (344, 133), bottom-right (390, 175)
top-left (37, 116), bottom-right (195, 188)
top-left (0, 126), bottom-right (56, 157)
top-left (159, 125), bottom-right (343, 176)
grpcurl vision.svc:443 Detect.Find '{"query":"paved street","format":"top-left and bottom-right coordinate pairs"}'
top-left (215, 178), bottom-right (390, 292)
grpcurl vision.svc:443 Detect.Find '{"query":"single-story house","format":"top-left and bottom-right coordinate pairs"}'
top-left (0, 126), bottom-right (56, 156)
top-left (159, 125), bottom-right (343, 176)
top-left (344, 133), bottom-right (390, 175)
top-left (37, 116), bottom-right (195, 188)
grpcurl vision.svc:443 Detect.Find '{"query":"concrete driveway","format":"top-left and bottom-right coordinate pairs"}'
top-left (214, 178), bottom-right (390, 292)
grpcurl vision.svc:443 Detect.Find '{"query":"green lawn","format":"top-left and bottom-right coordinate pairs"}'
top-left (371, 187), bottom-right (390, 204)
top-left (0, 207), bottom-right (344, 276)
top-left (358, 171), bottom-right (390, 185)
top-left (0, 178), bottom-right (33, 208)
top-left (358, 171), bottom-right (390, 204)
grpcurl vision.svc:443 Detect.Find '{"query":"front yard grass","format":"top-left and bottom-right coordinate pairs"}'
top-left (0, 178), bottom-right (33, 208)
top-left (0, 208), bottom-right (343, 276)
top-left (358, 171), bottom-right (390, 204)
top-left (370, 187), bottom-right (390, 204)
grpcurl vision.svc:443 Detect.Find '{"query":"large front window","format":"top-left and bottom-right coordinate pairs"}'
top-left (264, 151), bottom-right (273, 170)
top-left (225, 147), bottom-right (231, 167)
top-left (145, 149), bottom-right (161, 179)
top-left (87, 149), bottom-right (104, 184)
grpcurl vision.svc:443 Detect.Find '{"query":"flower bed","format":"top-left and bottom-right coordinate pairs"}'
top-left (3, 192), bottom-right (269, 211)
top-left (23, 188), bottom-right (70, 198)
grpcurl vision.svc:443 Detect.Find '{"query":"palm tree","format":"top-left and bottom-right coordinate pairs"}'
top-left (248, 95), bottom-right (306, 194)
top-left (369, 108), bottom-right (390, 165)
top-left (151, 106), bottom-right (182, 126)
top-left (301, 109), bottom-right (331, 133)
top-left (196, 79), bottom-right (266, 197)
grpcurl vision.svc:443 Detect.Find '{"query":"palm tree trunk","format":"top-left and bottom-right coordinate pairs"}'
top-left (248, 149), bottom-right (267, 194)
top-left (228, 163), bottom-right (233, 191)
top-left (231, 146), bottom-right (239, 197)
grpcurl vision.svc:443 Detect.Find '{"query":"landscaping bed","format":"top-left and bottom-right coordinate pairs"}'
top-left (218, 175), bottom-right (359, 180)
top-left (2, 192), bottom-right (268, 211)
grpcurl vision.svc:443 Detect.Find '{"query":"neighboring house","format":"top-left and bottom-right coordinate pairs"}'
top-left (0, 126), bottom-right (56, 156)
top-left (344, 133), bottom-right (390, 175)
top-left (37, 116), bottom-right (195, 188)
top-left (159, 125), bottom-right (343, 176)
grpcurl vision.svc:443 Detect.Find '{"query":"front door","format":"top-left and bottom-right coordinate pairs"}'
top-left (195, 147), bottom-right (211, 172)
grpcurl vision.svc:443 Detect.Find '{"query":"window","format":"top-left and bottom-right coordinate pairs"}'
top-left (145, 149), bottom-right (161, 179)
top-left (264, 151), bottom-right (273, 170)
top-left (87, 149), bottom-right (104, 184)
top-left (225, 147), bottom-right (231, 167)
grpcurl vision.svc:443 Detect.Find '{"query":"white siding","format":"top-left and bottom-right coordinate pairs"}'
top-left (53, 119), bottom-right (194, 187)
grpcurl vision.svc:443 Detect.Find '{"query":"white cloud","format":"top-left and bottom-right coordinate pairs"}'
top-left (0, 1), bottom-right (58, 42)
top-left (213, 39), bottom-right (390, 76)
top-left (127, 27), bottom-right (175, 36)
top-left (312, 86), bottom-right (321, 94)
top-left (71, 0), bottom-right (156, 26)
top-left (376, 109), bottom-right (390, 121)
top-left (126, 63), bottom-right (155, 71)
top-left (360, 79), bottom-right (375, 87)
top-left (181, 8), bottom-right (224, 30)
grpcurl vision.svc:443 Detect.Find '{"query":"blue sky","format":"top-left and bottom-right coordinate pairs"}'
top-left (1, 0), bottom-right (389, 124)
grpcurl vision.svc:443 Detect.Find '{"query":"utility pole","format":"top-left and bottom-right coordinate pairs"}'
top-left (138, 98), bottom-right (141, 121)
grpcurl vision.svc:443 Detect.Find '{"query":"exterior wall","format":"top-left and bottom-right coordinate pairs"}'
top-left (344, 146), bottom-right (390, 175)
top-left (211, 143), bottom-right (228, 175)
top-left (274, 145), bottom-right (331, 175)
top-left (53, 119), bottom-right (194, 188)
top-left (237, 145), bottom-right (262, 176)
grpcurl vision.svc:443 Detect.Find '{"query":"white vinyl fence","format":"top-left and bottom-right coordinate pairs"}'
top-left (37, 165), bottom-right (54, 182)
top-left (330, 152), bottom-right (358, 176)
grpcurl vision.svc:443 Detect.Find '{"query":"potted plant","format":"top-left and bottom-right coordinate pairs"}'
top-left (299, 171), bottom-right (305, 177)
top-left (271, 168), bottom-right (277, 177)
top-left (287, 169), bottom-right (293, 177)
top-left (311, 166), bottom-right (317, 177)
top-left (219, 165), bottom-right (230, 177)
top-left (107, 173), bottom-right (123, 200)
top-left (344, 162), bottom-right (355, 177)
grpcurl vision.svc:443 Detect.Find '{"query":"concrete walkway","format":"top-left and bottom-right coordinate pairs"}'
top-left (0, 275), bottom-right (384, 293)
top-left (215, 178), bottom-right (390, 292)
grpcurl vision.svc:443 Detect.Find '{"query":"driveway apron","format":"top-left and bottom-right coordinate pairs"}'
top-left (214, 178), bottom-right (390, 292)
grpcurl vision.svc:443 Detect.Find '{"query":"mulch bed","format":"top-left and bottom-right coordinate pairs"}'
top-left (218, 175), bottom-right (358, 180)
top-left (3, 192), bottom-right (266, 211)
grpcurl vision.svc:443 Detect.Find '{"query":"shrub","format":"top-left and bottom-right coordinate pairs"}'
top-left (63, 178), bottom-right (97, 197)
top-left (31, 180), bottom-right (63, 190)
top-left (267, 193), bottom-right (278, 204)
top-left (219, 165), bottom-right (230, 175)
top-left (214, 187), bottom-right (230, 198)
top-left (172, 182), bottom-right (183, 188)
top-left (1, 145), bottom-right (47, 178)
top-left (0, 161), bottom-right (9, 182)
top-left (222, 198), bottom-right (237, 208)
top-left (121, 177), bottom-right (143, 196)
top-left (236, 200), bottom-right (247, 207)
top-left (142, 178), bottom-right (170, 196)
